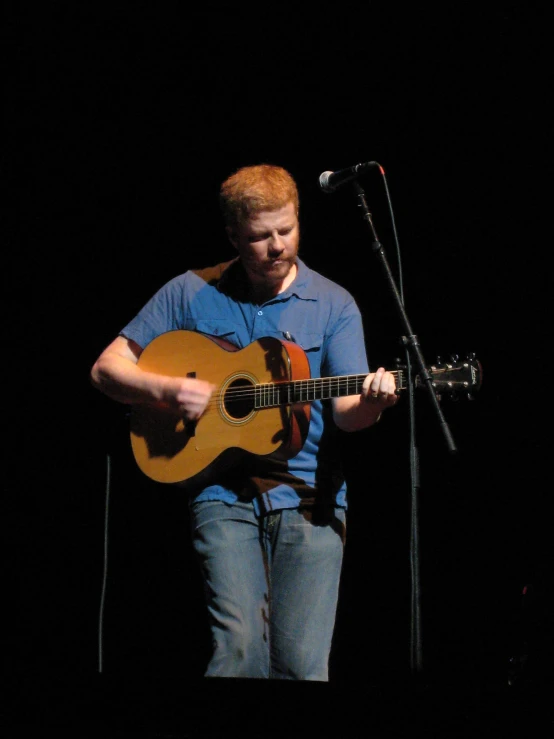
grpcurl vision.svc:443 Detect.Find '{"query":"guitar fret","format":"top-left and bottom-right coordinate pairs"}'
top-left (256, 382), bottom-right (291, 408)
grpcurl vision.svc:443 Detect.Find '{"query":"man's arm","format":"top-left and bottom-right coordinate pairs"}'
top-left (90, 335), bottom-right (215, 421)
top-left (332, 367), bottom-right (399, 432)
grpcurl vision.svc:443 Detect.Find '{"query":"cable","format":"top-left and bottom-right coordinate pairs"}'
top-left (97, 453), bottom-right (111, 673)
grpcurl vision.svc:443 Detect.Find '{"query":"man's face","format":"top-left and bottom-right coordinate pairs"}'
top-left (228, 201), bottom-right (300, 294)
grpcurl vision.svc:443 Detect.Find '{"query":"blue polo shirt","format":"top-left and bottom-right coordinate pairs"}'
top-left (120, 257), bottom-right (369, 515)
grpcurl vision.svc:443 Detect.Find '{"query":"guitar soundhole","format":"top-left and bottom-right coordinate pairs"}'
top-left (223, 378), bottom-right (255, 420)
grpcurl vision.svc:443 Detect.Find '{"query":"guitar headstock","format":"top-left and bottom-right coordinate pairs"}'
top-left (412, 353), bottom-right (482, 400)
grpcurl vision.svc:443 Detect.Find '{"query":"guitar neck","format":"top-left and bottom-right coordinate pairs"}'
top-left (255, 370), bottom-right (405, 409)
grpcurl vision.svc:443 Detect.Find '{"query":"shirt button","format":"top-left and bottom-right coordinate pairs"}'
top-left (257, 310), bottom-right (263, 316)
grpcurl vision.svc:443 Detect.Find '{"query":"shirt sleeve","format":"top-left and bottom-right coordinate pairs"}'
top-left (119, 273), bottom-right (188, 349)
top-left (323, 294), bottom-right (370, 378)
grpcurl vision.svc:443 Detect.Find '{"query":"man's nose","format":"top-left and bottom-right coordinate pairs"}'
top-left (268, 233), bottom-right (285, 253)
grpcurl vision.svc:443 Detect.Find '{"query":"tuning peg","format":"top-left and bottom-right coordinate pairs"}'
top-left (449, 353), bottom-right (459, 363)
top-left (435, 355), bottom-right (442, 366)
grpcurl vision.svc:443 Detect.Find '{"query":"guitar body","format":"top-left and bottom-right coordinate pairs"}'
top-left (130, 330), bottom-right (311, 484)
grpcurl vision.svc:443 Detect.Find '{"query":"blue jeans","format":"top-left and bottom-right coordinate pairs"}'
top-left (189, 499), bottom-right (346, 680)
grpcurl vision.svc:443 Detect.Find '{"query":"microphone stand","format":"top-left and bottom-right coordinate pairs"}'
top-left (351, 180), bottom-right (457, 683)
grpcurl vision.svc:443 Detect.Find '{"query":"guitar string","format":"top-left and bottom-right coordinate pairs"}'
top-left (200, 364), bottom-right (467, 401)
top-left (194, 364), bottom-right (470, 410)
top-left (197, 372), bottom-right (402, 411)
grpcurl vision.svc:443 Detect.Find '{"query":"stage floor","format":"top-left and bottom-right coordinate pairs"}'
top-left (6, 670), bottom-right (553, 738)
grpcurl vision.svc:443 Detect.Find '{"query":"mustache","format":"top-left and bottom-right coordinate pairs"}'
top-left (265, 255), bottom-right (294, 264)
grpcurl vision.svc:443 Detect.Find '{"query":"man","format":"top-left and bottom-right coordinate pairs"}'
top-left (90, 163), bottom-right (398, 681)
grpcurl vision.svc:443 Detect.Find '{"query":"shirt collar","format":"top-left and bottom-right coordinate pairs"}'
top-left (283, 257), bottom-right (316, 301)
top-left (216, 256), bottom-right (317, 303)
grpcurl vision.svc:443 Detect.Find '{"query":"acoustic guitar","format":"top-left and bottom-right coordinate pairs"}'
top-left (130, 330), bottom-right (481, 484)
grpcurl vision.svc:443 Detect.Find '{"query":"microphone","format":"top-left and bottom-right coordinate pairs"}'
top-left (319, 161), bottom-right (380, 193)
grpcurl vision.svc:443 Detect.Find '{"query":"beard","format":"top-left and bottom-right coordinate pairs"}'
top-left (243, 251), bottom-right (298, 299)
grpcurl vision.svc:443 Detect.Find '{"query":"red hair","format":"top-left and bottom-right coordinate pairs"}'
top-left (220, 164), bottom-right (299, 228)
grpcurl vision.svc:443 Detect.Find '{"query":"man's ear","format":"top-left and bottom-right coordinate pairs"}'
top-left (226, 226), bottom-right (238, 249)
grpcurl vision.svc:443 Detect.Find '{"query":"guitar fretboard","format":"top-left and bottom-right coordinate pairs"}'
top-left (254, 370), bottom-right (406, 409)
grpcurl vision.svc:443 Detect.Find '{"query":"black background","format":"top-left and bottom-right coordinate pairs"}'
top-left (6, 2), bottom-right (553, 734)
